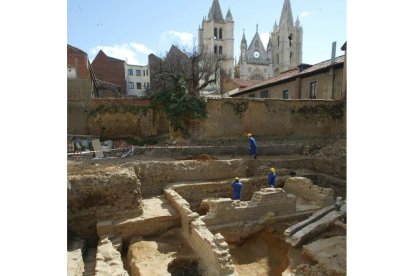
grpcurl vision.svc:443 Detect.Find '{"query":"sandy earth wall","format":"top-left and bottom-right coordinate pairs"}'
top-left (67, 166), bottom-right (143, 241)
top-left (134, 160), bottom-right (248, 196)
top-left (133, 157), bottom-right (345, 198)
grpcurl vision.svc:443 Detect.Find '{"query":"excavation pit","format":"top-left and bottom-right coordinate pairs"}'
top-left (68, 139), bottom-right (346, 275)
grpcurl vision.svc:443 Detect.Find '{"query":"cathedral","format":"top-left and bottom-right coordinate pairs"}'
top-left (199, 0), bottom-right (303, 83)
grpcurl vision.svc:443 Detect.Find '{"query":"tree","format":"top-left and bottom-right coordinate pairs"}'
top-left (149, 45), bottom-right (225, 136)
top-left (151, 75), bottom-right (207, 135)
top-left (148, 45), bottom-right (224, 97)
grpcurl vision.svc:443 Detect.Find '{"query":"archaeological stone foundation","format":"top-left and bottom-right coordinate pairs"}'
top-left (67, 137), bottom-right (346, 276)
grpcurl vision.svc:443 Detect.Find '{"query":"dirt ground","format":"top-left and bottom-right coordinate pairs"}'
top-left (127, 228), bottom-right (199, 276)
top-left (229, 229), bottom-right (296, 276)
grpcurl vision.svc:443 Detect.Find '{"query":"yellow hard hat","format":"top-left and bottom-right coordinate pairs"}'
top-left (247, 133), bottom-right (252, 137)
top-left (270, 168), bottom-right (276, 173)
top-left (235, 177), bottom-right (239, 180)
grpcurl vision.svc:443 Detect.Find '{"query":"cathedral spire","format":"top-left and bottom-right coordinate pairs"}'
top-left (279, 0), bottom-right (294, 27)
top-left (295, 16), bottom-right (300, 27)
top-left (241, 29), bottom-right (247, 44)
top-left (226, 8), bottom-right (233, 21)
top-left (256, 24), bottom-right (259, 33)
top-left (208, 0), bottom-right (224, 21)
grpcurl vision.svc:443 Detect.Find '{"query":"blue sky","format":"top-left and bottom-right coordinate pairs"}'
top-left (68, 0), bottom-right (346, 66)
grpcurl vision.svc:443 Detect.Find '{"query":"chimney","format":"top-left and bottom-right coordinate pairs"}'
top-left (331, 41), bottom-right (337, 64)
top-left (298, 63), bottom-right (312, 72)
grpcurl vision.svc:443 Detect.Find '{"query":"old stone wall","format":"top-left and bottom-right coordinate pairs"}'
top-left (67, 166), bottom-right (143, 241)
top-left (73, 97), bottom-right (345, 140)
top-left (164, 189), bottom-right (236, 276)
top-left (87, 98), bottom-right (167, 138)
top-left (284, 177), bottom-right (334, 206)
top-left (95, 237), bottom-right (128, 276)
top-left (202, 188), bottom-right (296, 226)
top-left (201, 99), bottom-right (345, 140)
top-left (170, 176), bottom-right (272, 210)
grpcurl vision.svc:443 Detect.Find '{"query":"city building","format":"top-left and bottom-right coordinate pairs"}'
top-left (231, 53), bottom-right (345, 100)
top-left (125, 64), bottom-right (150, 97)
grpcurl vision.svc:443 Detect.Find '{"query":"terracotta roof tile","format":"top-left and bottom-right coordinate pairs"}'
top-left (236, 55), bottom-right (345, 95)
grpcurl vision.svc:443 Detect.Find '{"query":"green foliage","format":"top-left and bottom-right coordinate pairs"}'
top-left (151, 77), bottom-right (207, 135)
top-left (225, 100), bottom-right (249, 118)
top-left (88, 104), bottom-right (150, 117)
top-left (291, 102), bottom-right (345, 119)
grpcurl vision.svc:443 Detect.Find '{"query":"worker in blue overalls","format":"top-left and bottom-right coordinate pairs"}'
top-left (232, 177), bottom-right (243, 200)
top-left (268, 167), bottom-right (277, 188)
top-left (247, 133), bottom-right (257, 159)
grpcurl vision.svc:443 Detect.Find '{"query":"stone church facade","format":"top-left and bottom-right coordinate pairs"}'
top-left (239, 0), bottom-right (303, 80)
top-left (198, 0), bottom-right (303, 89)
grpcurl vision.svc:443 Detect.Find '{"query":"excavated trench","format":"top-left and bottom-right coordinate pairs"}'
top-left (68, 141), bottom-right (346, 276)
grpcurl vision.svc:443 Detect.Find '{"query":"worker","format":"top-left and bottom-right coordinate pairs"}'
top-left (247, 133), bottom-right (257, 159)
top-left (232, 177), bottom-right (243, 200)
top-left (268, 167), bottom-right (277, 188)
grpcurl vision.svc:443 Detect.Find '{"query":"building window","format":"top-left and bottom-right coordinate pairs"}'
top-left (289, 34), bottom-right (293, 47)
top-left (219, 28), bottom-right (222, 39)
top-left (67, 67), bottom-right (77, 79)
top-left (137, 82), bottom-right (142, 89)
top-left (128, 82), bottom-right (134, 89)
top-left (248, 94), bottom-right (256, 98)
top-left (260, 90), bottom-right (269, 98)
top-left (219, 46), bottom-right (222, 54)
top-left (146, 69), bottom-right (148, 75)
top-left (309, 81), bottom-right (317, 99)
top-left (214, 45), bottom-right (217, 54)
top-left (136, 70), bottom-right (141, 76)
top-left (128, 69), bottom-right (133, 76)
top-left (214, 28), bottom-right (217, 39)
top-left (283, 90), bottom-right (289, 99)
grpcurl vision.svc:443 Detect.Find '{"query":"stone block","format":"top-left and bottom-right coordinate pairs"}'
top-left (96, 220), bottom-right (114, 237)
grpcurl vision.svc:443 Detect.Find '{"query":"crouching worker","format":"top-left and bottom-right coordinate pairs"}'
top-left (268, 167), bottom-right (277, 188)
top-left (232, 177), bottom-right (243, 200)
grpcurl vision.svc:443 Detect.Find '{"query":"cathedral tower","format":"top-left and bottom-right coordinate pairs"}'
top-left (270, 0), bottom-right (303, 75)
top-left (198, 0), bottom-right (234, 78)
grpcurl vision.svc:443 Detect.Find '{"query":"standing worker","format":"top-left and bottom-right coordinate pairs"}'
top-left (268, 167), bottom-right (277, 188)
top-left (247, 133), bottom-right (257, 159)
top-left (232, 177), bottom-right (243, 200)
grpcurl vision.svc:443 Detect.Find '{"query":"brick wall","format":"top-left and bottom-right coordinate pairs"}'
top-left (92, 51), bottom-right (126, 94)
top-left (67, 45), bottom-right (90, 79)
top-left (202, 188), bottom-right (296, 226)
